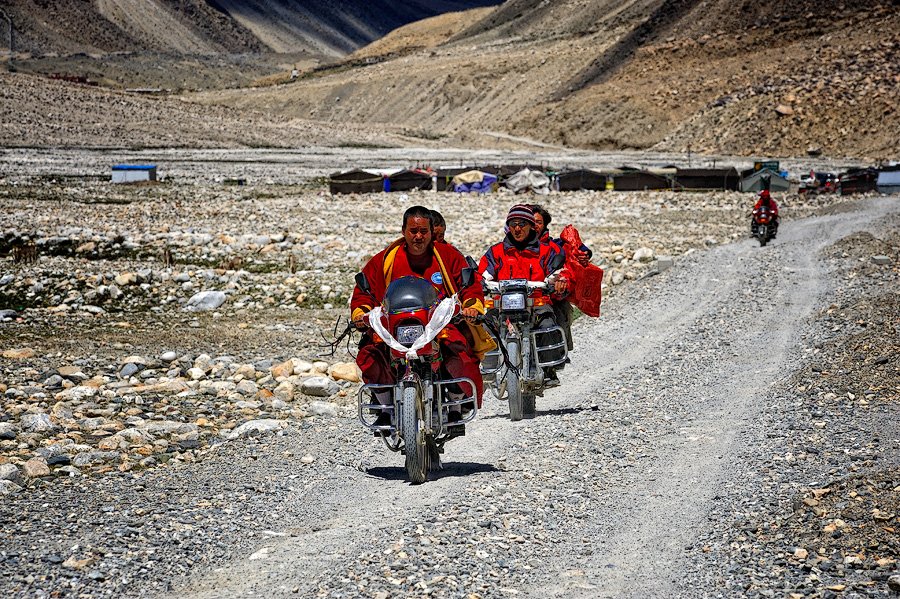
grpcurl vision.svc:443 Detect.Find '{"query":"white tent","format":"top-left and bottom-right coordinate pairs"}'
top-left (505, 168), bottom-right (550, 195)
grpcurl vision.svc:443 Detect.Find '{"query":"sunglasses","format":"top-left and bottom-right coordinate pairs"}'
top-left (508, 219), bottom-right (531, 229)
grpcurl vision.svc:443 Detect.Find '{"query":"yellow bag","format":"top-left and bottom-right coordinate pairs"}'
top-left (462, 319), bottom-right (497, 362)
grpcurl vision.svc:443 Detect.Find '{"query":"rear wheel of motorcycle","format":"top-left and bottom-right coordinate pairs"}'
top-left (759, 237), bottom-right (767, 247)
top-left (401, 384), bottom-right (428, 484)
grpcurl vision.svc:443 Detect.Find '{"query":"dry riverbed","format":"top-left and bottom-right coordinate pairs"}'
top-left (0, 170), bottom-right (897, 598)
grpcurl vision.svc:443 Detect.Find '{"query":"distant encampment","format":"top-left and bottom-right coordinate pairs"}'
top-left (327, 162), bottom-right (898, 196)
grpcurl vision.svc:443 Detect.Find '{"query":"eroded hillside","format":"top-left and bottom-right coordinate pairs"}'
top-left (1, 0), bottom-right (502, 56)
top-left (190, 0), bottom-right (899, 159)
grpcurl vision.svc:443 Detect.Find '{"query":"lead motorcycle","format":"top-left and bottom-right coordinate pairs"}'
top-left (752, 206), bottom-right (775, 246)
top-left (354, 267), bottom-right (478, 484)
top-left (479, 253), bottom-right (568, 421)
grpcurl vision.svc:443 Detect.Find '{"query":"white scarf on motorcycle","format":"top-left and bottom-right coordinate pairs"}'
top-left (367, 295), bottom-right (460, 360)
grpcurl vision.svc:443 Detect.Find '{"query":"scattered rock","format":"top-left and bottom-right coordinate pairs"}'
top-left (23, 457), bottom-right (51, 478)
top-left (329, 362), bottom-right (361, 383)
top-left (308, 401), bottom-right (338, 418)
top-left (633, 247), bottom-right (655, 262)
top-left (301, 376), bottom-right (339, 397)
top-left (0, 422), bottom-right (17, 440)
top-left (185, 291), bottom-right (226, 311)
top-left (226, 419), bottom-right (287, 439)
top-left (0, 463), bottom-right (24, 486)
top-left (2, 348), bottom-right (36, 359)
top-left (775, 104), bottom-right (795, 116)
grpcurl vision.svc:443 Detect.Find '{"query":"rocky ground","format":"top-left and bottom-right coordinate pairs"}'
top-left (0, 160), bottom-right (897, 597)
top-left (687, 226), bottom-right (900, 597)
top-left (0, 172), bottom-right (878, 483)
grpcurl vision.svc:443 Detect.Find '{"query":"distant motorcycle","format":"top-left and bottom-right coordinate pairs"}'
top-left (479, 254), bottom-right (568, 421)
top-left (354, 268), bottom-right (478, 484)
top-left (751, 206), bottom-right (775, 246)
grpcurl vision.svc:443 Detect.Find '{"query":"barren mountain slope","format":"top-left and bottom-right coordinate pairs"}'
top-left (0, 71), bottom-right (420, 149)
top-left (191, 0), bottom-right (899, 159)
top-left (1, 0), bottom-right (502, 56)
top-left (348, 8), bottom-right (496, 60)
top-left (211, 0), bottom-right (503, 56)
top-left (1, 0), bottom-right (263, 55)
top-left (527, 0), bottom-right (900, 159)
top-left (95, 0), bottom-right (229, 55)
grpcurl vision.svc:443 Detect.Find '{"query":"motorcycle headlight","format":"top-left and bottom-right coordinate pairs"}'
top-left (395, 324), bottom-right (425, 347)
top-left (501, 293), bottom-right (526, 310)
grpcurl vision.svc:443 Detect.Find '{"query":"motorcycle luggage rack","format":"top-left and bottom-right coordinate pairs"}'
top-left (479, 347), bottom-right (502, 378)
top-left (531, 325), bottom-right (568, 368)
top-left (435, 376), bottom-right (478, 427)
top-left (357, 383), bottom-right (396, 435)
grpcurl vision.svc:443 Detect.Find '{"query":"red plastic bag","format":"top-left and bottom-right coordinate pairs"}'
top-left (559, 225), bottom-right (603, 318)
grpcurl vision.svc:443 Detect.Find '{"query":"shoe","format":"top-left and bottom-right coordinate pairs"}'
top-left (447, 391), bottom-right (465, 405)
top-left (461, 402), bottom-right (476, 419)
top-left (446, 411), bottom-right (465, 438)
top-left (544, 370), bottom-right (561, 388)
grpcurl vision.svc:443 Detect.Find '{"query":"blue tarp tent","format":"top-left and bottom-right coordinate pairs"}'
top-left (452, 170), bottom-right (498, 194)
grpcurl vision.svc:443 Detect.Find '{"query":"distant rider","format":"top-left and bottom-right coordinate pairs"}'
top-left (430, 209), bottom-right (447, 244)
top-left (751, 190), bottom-right (780, 238)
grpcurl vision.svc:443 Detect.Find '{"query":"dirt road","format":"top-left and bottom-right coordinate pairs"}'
top-left (145, 198), bottom-right (897, 598)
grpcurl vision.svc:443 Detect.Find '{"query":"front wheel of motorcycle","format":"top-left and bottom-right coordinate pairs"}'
top-left (505, 340), bottom-right (524, 422)
top-left (401, 384), bottom-right (428, 484)
top-left (523, 394), bottom-right (536, 419)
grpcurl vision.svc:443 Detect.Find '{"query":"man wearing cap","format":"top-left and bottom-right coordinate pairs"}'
top-left (478, 204), bottom-right (569, 385)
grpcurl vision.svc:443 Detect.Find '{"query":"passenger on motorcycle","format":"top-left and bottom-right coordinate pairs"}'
top-left (429, 209), bottom-right (447, 244)
top-left (752, 190), bottom-right (780, 238)
top-left (531, 204), bottom-right (593, 266)
top-left (351, 206), bottom-right (485, 425)
top-left (478, 204), bottom-right (569, 385)
top-left (529, 204), bottom-right (590, 352)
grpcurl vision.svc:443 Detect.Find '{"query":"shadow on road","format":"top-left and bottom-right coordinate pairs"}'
top-left (366, 461), bottom-right (500, 482)
top-left (479, 405), bottom-right (596, 421)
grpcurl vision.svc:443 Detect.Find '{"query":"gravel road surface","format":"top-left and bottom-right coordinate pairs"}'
top-left (2, 197), bottom-right (897, 599)
top-left (161, 198), bottom-right (897, 598)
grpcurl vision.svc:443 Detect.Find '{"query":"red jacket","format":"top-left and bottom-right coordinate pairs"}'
top-left (351, 239), bottom-right (484, 321)
top-left (479, 233), bottom-right (568, 285)
top-left (753, 197), bottom-right (779, 217)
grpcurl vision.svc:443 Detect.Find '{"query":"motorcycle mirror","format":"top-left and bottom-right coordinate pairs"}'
top-left (465, 255), bottom-right (478, 270)
top-left (549, 252), bottom-right (566, 272)
top-left (354, 272), bottom-right (371, 295)
top-left (460, 266), bottom-right (475, 289)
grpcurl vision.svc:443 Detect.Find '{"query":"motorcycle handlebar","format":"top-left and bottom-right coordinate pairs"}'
top-left (483, 280), bottom-right (549, 293)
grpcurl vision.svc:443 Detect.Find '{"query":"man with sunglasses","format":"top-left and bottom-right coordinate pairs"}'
top-left (478, 204), bottom-right (569, 385)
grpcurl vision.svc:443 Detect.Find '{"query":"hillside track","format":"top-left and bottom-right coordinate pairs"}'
top-left (161, 198), bottom-right (898, 599)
